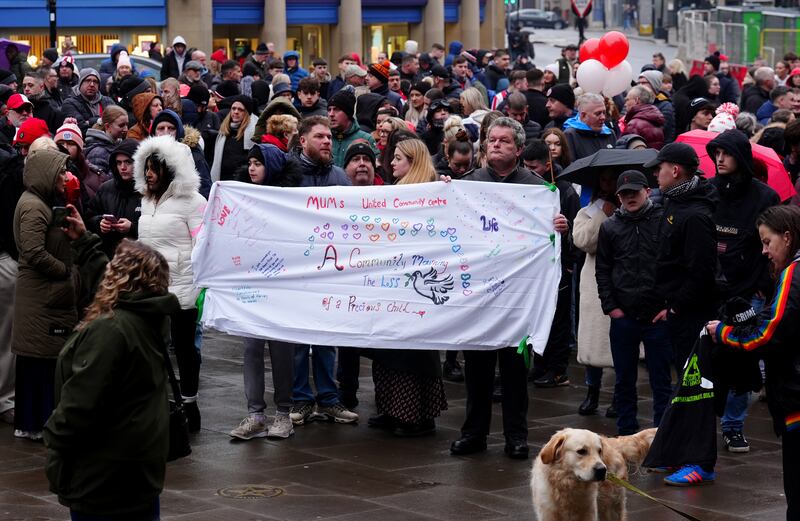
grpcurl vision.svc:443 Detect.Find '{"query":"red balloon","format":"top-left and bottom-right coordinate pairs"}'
top-left (598, 31), bottom-right (629, 69)
top-left (579, 38), bottom-right (601, 63)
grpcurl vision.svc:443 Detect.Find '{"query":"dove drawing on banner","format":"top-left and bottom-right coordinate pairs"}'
top-left (405, 268), bottom-right (455, 305)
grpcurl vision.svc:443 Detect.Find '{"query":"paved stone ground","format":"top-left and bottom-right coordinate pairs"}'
top-left (0, 331), bottom-right (788, 520)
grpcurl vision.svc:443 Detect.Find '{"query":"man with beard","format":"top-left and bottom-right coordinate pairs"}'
top-left (328, 90), bottom-right (376, 168)
top-left (450, 117), bottom-right (569, 460)
top-left (288, 116), bottom-right (358, 426)
top-left (22, 70), bottom-right (63, 133)
top-left (61, 68), bottom-right (116, 134)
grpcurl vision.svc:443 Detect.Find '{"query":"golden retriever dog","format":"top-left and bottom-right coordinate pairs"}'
top-left (531, 428), bottom-right (656, 521)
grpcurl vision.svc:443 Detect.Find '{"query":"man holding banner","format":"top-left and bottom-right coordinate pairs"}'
top-left (449, 117), bottom-right (569, 460)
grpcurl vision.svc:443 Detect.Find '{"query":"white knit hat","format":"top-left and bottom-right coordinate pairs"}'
top-left (116, 51), bottom-right (132, 70)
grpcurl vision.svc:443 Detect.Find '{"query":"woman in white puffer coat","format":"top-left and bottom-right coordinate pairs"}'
top-left (133, 135), bottom-right (206, 431)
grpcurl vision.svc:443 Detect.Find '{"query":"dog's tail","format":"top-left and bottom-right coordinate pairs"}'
top-left (608, 428), bottom-right (657, 471)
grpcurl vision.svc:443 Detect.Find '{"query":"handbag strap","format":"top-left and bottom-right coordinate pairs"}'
top-left (159, 341), bottom-right (183, 405)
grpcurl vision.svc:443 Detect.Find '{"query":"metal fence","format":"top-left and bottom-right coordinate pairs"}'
top-left (761, 28), bottom-right (800, 65)
top-left (677, 10), bottom-right (750, 65)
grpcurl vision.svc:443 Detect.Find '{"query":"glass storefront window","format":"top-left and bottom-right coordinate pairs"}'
top-left (365, 24), bottom-right (408, 62)
top-left (287, 26), bottom-right (324, 68)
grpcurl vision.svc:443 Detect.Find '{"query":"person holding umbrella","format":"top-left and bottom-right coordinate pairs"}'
top-left (706, 129), bottom-right (780, 455)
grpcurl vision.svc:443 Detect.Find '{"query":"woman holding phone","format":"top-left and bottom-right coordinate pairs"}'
top-left (85, 139), bottom-right (141, 257)
top-left (12, 147), bottom-right (77, 441)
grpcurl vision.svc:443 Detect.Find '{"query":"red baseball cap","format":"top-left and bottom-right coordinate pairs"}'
top-left (8, 93), bottom-right (33, 112)
top-left (13, 118), bottom-right (50, 146)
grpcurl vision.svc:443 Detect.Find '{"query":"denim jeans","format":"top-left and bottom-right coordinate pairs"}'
top-left (293, 345), bottom-right (339, 406)
top-left (720, 296), bottom-right (764, 433)
top-left (609, 316), bottom-right (673, 434)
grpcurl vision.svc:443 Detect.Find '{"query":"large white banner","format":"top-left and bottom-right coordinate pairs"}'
top-left (192, 180), bottom-right (561, 352)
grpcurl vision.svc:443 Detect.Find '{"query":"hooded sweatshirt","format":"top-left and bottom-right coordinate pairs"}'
top-left (12, 149), bottom-right (77, 358)
top-left (282, 51), bottom-right (309, 91)
top-left (445, 41), bottom-right (464, 67)
top-left (127, 93), bottom-right (160, 142)
top-left (85, 139), bottom-right (142, 256)
top-left (707, 129), bottom-right (781, 300)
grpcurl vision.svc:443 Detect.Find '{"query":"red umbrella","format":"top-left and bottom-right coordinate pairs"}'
top-left (675, 129), bottom-right (795, 202)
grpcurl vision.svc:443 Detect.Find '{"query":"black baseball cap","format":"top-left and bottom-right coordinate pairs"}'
top-left (616, 170), bottom-right (649, 193)
top-left (431, 65), bottom-right (450, 79)
top-left (643, 142), bottom-right (701, 171)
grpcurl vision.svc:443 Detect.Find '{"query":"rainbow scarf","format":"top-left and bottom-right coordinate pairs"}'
top-left (717, 262), bottom-right (797, 350)
top-left (787, 412), bottom-right (800, 433)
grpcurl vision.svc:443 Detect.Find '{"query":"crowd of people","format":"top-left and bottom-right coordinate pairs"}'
top-left (1, 34), bottom-right (800, 520)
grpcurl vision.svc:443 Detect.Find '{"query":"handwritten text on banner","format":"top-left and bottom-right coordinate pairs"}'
top-left (192, 180), bottom-right (561, 352)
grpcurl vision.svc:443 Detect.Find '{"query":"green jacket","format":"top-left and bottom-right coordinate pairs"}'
top-left (44, 233), bottom-right (180, 516)
top-left (331, 120), bottom-right (377, 168)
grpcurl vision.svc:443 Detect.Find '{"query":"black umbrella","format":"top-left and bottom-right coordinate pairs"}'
top-left (557, 148), bottom-right (659, 186)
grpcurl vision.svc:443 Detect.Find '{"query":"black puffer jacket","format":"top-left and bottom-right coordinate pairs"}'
top-left (596, 201), bottom-right (666, 320)
top-left (84, 140), bottom-right (142, 257)
top-left (656, 177), bottom-right (719, 316)
top-left (707, 129), bottom-right (781, 301)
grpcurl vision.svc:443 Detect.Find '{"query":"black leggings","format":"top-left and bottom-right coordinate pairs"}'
top-left (171, 308), bottom-right (200, 398)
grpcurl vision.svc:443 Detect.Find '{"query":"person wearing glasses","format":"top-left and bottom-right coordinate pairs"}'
top-left (61, 68), bottom-right (116, 135)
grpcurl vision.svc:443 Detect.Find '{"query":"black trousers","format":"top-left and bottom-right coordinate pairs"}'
top-left (462, 346), bottom-right (528, 442)
top-left (784, 428), bottom-right (800, 521)
top-left (170, 308), bottom-right (200, 398)
top-left (533, 270), bottom-right (573, 376)
top-left (667, 312), bottom-right (708, 376)
top-left (336, 346), bottom-right (361, 408)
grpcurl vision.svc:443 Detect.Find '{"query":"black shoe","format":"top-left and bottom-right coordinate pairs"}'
top-left (367, 414), bottom-right (397, 430)
top-left (578, 386), bottom-right (600, 416)
top-left (533, 371), bottom-right (570, 388)
top-left (393, 420), bottom-right (436, 437)
top-left (450, 436), bottom-right (487, 455)
top-left (184, 401), bottom-right (201, 432)
top-left (504, 441), bottom-right (529, 459)
top-left (443, 360), bottom-right (464, 382)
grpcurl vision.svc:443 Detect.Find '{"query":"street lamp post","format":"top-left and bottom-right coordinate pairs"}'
top-left (47, 0), bottom-right (57, 49)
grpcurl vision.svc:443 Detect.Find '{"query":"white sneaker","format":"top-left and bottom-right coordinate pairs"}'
top-left (13, 430), bottom-right (42, 441)
top-left (289, 402), bottom-right (316, 425)
top-left (228, 415), bottom-right (268, 440)
top-left (267, 413), bottom-right (294, 439)
top-left (317, 403), bottom-right (359, 424)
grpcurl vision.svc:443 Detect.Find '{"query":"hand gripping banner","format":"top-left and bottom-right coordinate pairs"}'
top-left (192, 180), bottom-right (561, 351)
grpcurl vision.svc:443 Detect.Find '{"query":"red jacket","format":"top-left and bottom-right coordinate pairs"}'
top-left (622, 104), bottom-right (666, 150)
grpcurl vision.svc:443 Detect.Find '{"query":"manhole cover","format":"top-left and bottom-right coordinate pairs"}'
top-left (217, 485), bottom-right (285, 499)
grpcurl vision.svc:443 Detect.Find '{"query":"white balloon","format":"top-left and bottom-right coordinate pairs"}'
top-left (576, 59), bottom-right (609, 94)
top-left (602, 60), bottom-right (633, 97)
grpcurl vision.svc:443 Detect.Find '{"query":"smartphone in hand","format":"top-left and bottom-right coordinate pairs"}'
top-left (52, 206), bottom-right (69, 227)
top-left (102, 214), bottom-right (118, 224)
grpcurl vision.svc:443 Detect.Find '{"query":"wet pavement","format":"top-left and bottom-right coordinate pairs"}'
top-left (0, 331), bottom-right (788, 520)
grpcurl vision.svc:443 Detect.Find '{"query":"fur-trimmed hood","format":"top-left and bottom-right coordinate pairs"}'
top-left (133, 135), bottom-right (200, 199)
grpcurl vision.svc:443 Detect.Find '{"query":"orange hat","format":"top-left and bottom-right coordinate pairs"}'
top-left (368, 60), bottom-right (391, 83)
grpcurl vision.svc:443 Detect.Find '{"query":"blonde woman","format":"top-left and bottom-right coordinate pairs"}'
top-left (460, 87), bottom-right (490, 126)
top-left (391, 138), bottom-right (438, 184)
top-left (262, 114), bottom-right (298, 152)
top-left (668, 58), bottom-right (688, 93)
top-left (210, 96), bottom-right (256, 182)
top-left (370, 137), bottom-right (447, 436)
